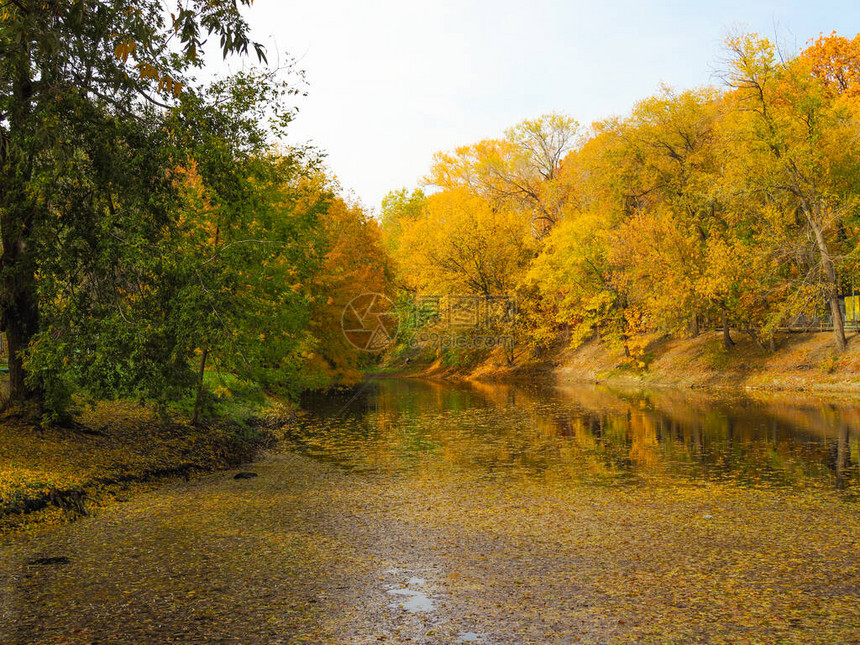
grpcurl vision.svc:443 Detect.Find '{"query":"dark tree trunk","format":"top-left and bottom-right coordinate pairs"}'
top-left (721, 310), bottom-right (734, 351)
top-left (190, 349), bottom-right (209, 426)
top-left (0, 268), bottom-right (41, 403)
top-left (0, 62), bottom-right (42, 405)
top-left (689, 313), bottom-right (699, 338)
top-left (0, 203), bottom-right (40, 404)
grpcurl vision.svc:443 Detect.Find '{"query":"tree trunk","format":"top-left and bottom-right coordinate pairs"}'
top-left (689, 313), bottom-right (699, 338)
top-left (745, 326), bottom-right (767, 352)
top-left (1, 277), bottom-right (41, 403)
top-left (826, 279), bottom-right (847, 352)
top-left (807, 203), bottom-right (847, 352)
top-left (721, 310), bottom-right (734, 351)
top-left (190, 349), bottom-right (209, 426)
top-left (0, 199), bottom-right (41, 403)
top-left (0, 62), bottom-right (42, 405)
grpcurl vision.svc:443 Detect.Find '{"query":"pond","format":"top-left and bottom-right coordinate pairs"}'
top-left (293, 378), bottom-right (860, 493)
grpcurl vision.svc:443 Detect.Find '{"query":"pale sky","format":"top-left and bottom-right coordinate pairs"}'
top-left (228, 0), bottom-right (860, 212)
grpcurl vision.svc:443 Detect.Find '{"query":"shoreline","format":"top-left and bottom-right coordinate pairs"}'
top-left (387, 329), bottom-right (860, 397)
top-left (0, 403), bottom-right (272, 535)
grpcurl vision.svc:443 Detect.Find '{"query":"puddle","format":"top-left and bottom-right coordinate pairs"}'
top-left (385, 570), bottom-right (435, 613)
top-left (457, 633), bottom-right (484, 642)
top-left (386, 587), bottom-right (435, 612)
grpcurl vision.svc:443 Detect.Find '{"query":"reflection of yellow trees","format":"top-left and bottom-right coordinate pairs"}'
top-left (627, 412), bottom-right (660, 469)
top-left (466, 380), bottom-right (515, 407)
top-left (750, 396), bottom-right (860, 444)
top-left (296, 379), bottom-right (859, 489)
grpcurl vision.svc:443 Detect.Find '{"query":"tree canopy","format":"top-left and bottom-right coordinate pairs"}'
top-left (384, 32), bottom-right (860, 366)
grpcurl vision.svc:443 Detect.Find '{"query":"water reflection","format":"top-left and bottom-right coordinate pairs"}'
top-left (289, 379), bottom-right (860, 493)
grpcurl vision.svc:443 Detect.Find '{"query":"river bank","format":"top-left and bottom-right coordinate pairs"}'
top-left (0, 402), bottom-right (271, 534)
top-left (408, 330), bottom-right (860, 394)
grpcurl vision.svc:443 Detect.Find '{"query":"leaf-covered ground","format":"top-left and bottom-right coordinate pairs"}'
top-left (0, 403), bottom-right (262, 533)
top-left (3, 450), bottom-right (859, 644)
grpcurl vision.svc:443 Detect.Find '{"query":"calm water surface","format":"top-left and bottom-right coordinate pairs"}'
top-left (290, 378), bottom-right (860, 493)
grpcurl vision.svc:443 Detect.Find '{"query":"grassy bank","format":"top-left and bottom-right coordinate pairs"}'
top-left (402, 330), bottom-right (860, 393)
top-left (0, 402), bottom-right (272, 534)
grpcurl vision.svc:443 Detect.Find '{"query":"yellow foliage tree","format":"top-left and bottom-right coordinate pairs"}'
top-left (425, 114), bottom-right (578, 237)
top-left (397, 188), bottom-right (534, 296)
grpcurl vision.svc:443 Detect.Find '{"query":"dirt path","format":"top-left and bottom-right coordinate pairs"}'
top-left (2, 451), bottom-right (860, 644)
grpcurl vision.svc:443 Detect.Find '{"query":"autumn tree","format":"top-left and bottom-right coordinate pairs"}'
top-left (523, 120), bottom-right (651, 357)
top-left (803, 32), bottom-right (860, 102)
top-left (604, 89), bottom-right (721, 336)
top-left (384, 31), bottom-right (860, 371)
top-left (425, 114), bottom-right (578, 236)
top-left (380, 187), bottom-right (426, 256)
top-left (527, 209), bottom-right (632, 352)
top-left (397, 188), bottom-right (534, 297)
top-left (721, 33), bottom-right (859, 351)
top-left (602, 87), bottom-right (776, 350)
top-left (306, 187), bottom-right (394, 386)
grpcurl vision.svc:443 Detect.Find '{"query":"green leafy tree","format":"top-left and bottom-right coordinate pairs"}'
top-left (0, 0), bottom-right (266, 412)
top-left (26, 67), bottom-right (321, 422)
